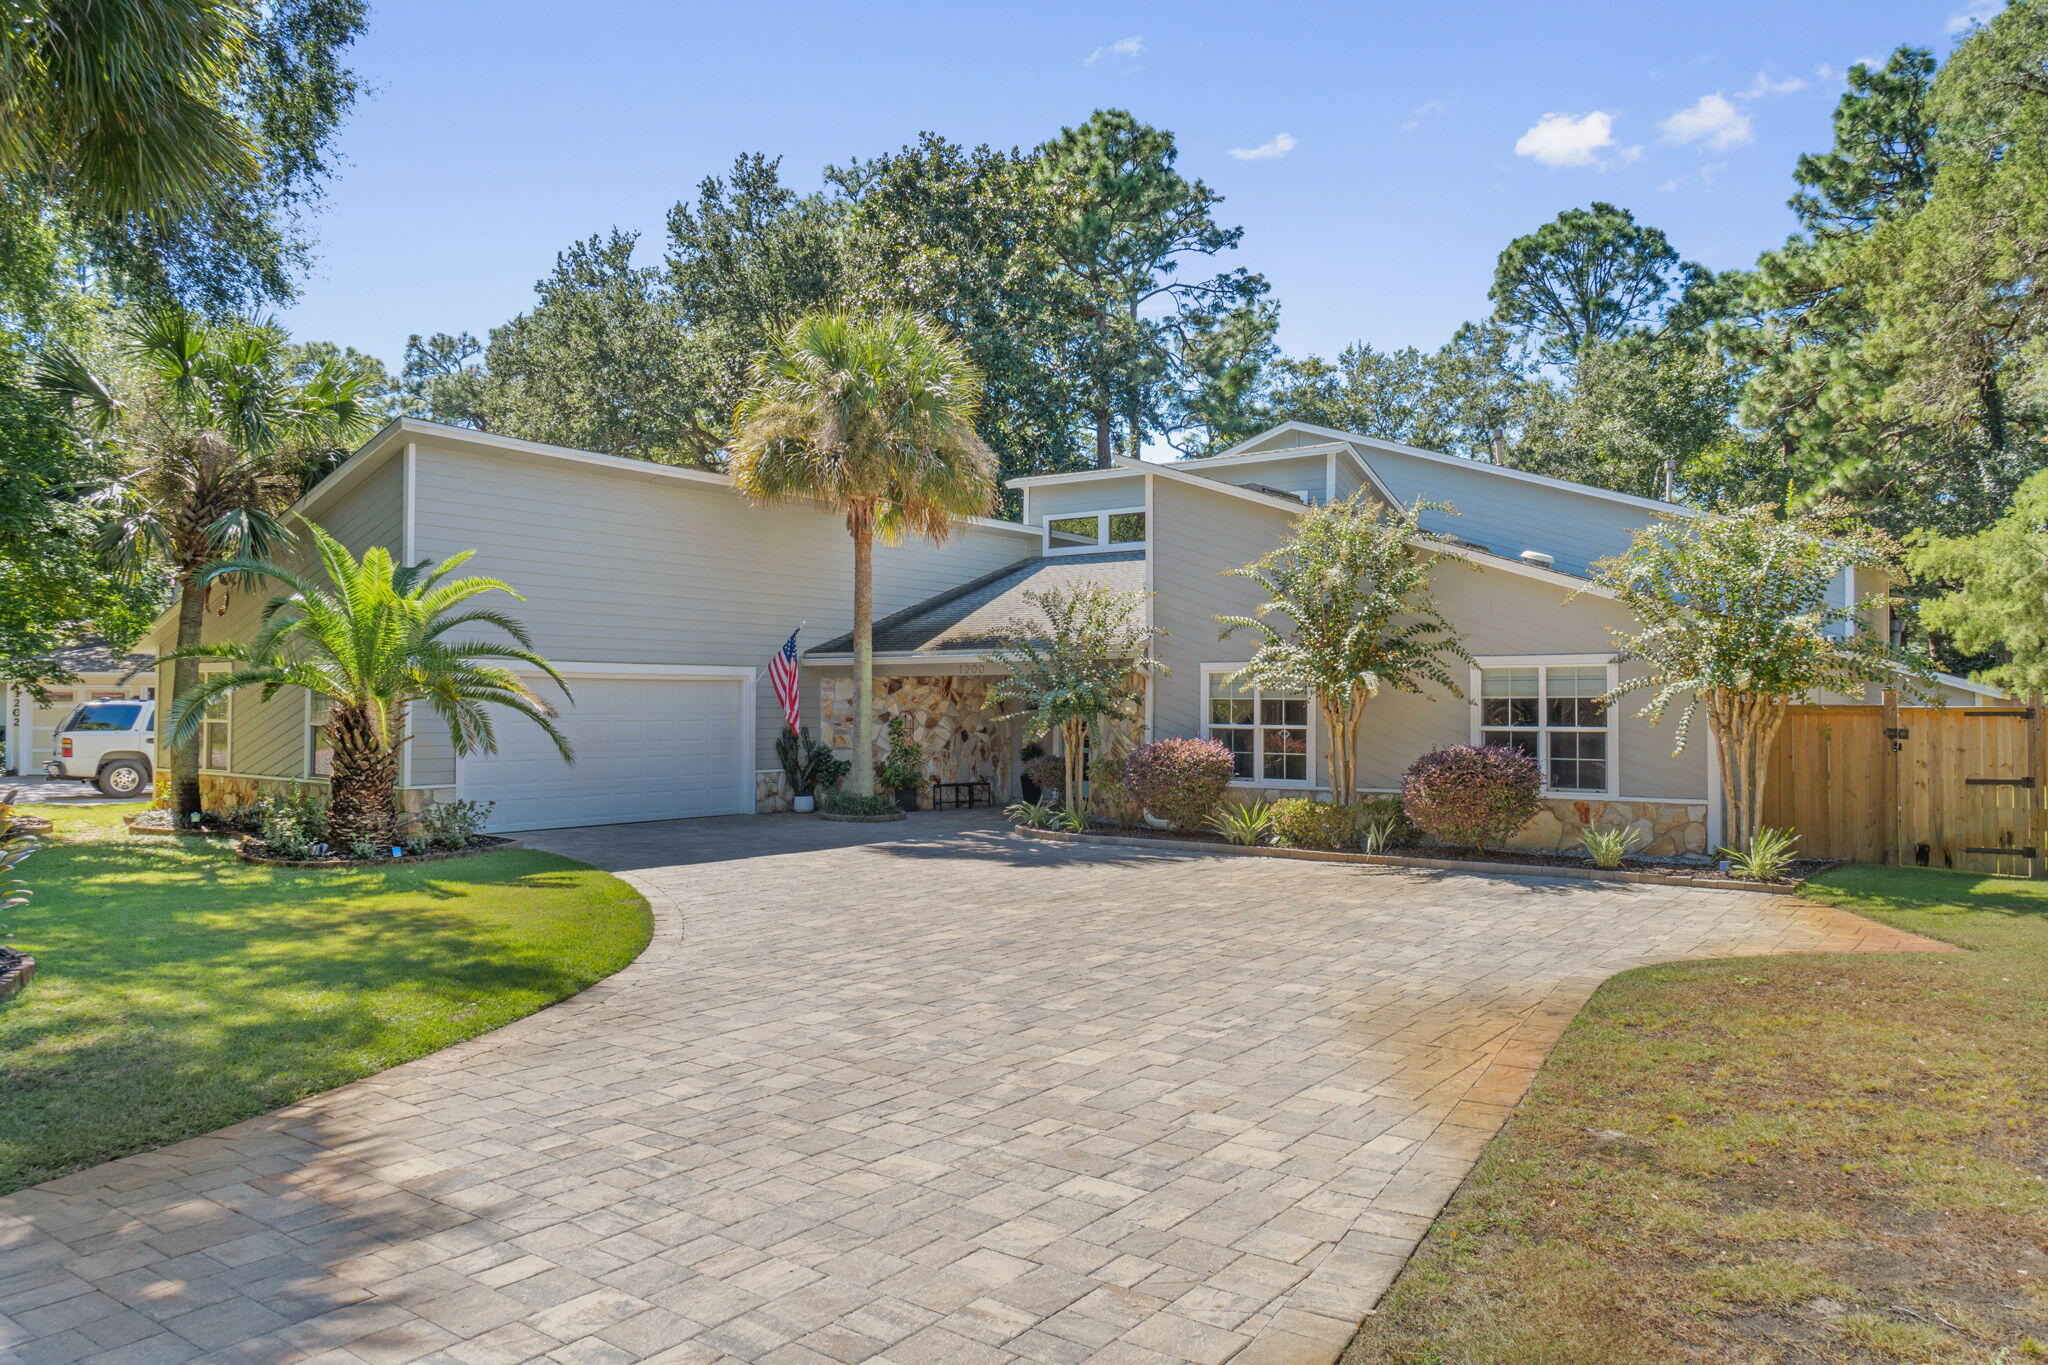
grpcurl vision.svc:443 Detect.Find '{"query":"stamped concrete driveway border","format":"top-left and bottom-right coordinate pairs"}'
top-left (0, 812), bottom-right (1944, 1365)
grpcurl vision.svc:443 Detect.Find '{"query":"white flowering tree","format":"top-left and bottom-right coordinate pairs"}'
top-left (1217, 495), bottom-right (1470, 802)
top-left (988, 584), bottom-right (1163, 814)
top-left (1594, 501), bottom-right (1938, 846)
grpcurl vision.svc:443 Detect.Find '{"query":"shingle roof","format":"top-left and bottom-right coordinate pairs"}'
top-left (48, 637), bottom-right (153, 677)
top-left (808, 551), bottom-right (1147, 656)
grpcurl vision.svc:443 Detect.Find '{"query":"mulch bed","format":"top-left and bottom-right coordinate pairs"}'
top-left (0, 947), bottom-right (33, 1005)
top-left (122, 812), bottom-right (242, 838)
top-left (1015, 822), bottom-right (1835, 891)
top-left (233, 835), bottom-right (517, 869)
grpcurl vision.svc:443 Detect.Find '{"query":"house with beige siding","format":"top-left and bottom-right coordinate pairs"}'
top-left (143, 416), bottom-right (2001, 849)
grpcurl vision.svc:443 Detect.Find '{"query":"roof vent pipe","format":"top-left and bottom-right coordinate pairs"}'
top-left (1519, 550), bottom-right (1556, 569)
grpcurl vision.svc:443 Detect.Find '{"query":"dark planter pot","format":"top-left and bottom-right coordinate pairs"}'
top-left (895, 786), bottom-right (921, 812)
top-left (1020, 774), bottom-right (1042, 803)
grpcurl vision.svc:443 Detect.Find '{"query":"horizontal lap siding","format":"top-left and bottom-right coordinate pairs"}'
top-left (408, 440), bottom-right (1039, 772)
top-left (1359, 449), bottom-right (1655, 580)
top-left (1198, 454), bottom-right (1328, 504)
top-left (1148, 474), bottom-right (1708, 801)
top-left (1026, 475), bottom-right (1148, 523)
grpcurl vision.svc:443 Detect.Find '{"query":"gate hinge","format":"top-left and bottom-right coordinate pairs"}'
top-left (1965, 776), bottom-right (2036, 788)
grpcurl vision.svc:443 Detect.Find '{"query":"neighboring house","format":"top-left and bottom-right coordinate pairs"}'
top-left (4, 638), bottom-right (155, 779)
top-left (141, 417), bottom-right (2003, 847)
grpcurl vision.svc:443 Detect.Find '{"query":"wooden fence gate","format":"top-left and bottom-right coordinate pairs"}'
top-left (1760, 695), bottom-right (2045, 876)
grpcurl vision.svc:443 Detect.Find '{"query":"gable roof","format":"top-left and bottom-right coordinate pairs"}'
top-left (1213, 420), bottom-right (1695, 518)
top-left (47, 637), bottom-right (155, 675)
top-left (807, 551), bottom-right (1146, 659)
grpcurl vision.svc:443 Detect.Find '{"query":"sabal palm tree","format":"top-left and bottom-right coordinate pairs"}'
top-left (1, 0), bottom-right (261, 222)
top-left (730, 311), bottom-right (996, 797)
top-left (38, 305), bottom-right (377, 820)
top-left (161, 523), bottom-right (572, 845)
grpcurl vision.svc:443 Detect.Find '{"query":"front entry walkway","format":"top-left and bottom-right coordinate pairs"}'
top-left (0, 814), bottom-right (1941, 1364)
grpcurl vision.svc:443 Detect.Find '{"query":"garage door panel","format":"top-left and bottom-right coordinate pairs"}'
top-left (459, 675), bottom-right (747, 832)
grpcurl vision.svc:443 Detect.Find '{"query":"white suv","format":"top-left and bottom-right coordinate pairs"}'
top-left (45, 698), bottom-right (156, 796)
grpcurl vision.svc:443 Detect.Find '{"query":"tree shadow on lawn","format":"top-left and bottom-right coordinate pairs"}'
top-left (0, 837), bottom-right (649, 1195)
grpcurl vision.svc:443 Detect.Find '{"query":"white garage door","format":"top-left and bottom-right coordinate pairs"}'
top-left (458, 674), bottom-right (750, 832)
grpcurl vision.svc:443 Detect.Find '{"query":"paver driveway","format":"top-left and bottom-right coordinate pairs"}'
top-left (0, 813), bottom-right (1941, 1365)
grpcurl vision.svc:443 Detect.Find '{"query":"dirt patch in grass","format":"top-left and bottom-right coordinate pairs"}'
top-left (1343, 864), bottom-right (2048, 1364)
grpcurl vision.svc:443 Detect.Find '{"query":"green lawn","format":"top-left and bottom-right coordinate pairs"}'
top-left (0, 803), bottom-right (652, 1196)
top-left (1344, 864), bottom-right (2048, 1365)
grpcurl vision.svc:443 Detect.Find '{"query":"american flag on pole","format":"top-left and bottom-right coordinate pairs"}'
top-left (769, 627), bottom-right (802, 731)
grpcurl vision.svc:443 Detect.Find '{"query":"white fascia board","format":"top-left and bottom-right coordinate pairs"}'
top-left (802, 651), bottom-right (995, 665)
top-left (1156, 439), bottom-right (1400, 509)
top-left (1005, 467), bottom-right (1143, 489)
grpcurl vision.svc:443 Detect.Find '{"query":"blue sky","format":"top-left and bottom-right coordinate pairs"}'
top-left (278, 0), bottom-right (1997, 374)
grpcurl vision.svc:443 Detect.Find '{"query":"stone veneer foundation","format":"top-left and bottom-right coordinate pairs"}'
top-left (192, 773), bottom-right (456, 818)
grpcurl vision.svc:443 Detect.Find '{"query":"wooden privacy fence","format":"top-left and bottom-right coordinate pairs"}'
top-left (1761, 696), bottom-right (2045, 876)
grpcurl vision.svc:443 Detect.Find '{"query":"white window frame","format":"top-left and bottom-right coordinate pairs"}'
top-left (1469, 655), bottom-right (1618, 798)
top-left (1200, 663), bottom-right (1315, 788)
top-left (198, 663), bottom-right (231, 773)
top-left (1041, 506), bottom-right (1148, 556)
top-left (305, 692), bottom-right (332, 778)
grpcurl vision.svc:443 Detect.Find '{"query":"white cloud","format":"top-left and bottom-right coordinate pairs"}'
top-left (1513, 111), bottom-right (1620, 168)
top-left (1948, 0), bottom-right (2000, 34)
top-left (1739, 68), bottom-right (1807, 98)
top-left (1815, 62), bottom-right (1838, 83)
top-left (1228, 132), bottom-right (1297, 161)
top-left (1659, 93), bottom-right (1753, 151)
top-left (1402, 99), bottom-right (1447, 132)
top-left (1084, 35), bottom-right (1143, 65)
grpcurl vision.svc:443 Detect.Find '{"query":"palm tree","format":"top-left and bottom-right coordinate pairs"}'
top-left (160, 523), bottom-right (572, 846)
top-left (1, 0), bottom-right (262, 222)
top-left (38, 305), bottom-right (377, 820)
top-left (730, 311), bottom-right (996, 797)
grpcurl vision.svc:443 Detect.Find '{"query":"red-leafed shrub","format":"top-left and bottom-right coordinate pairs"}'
top-left (1123, 738), bottom-right (1236, 829)
top-left (1401, 744), bottom-right (1543, 848)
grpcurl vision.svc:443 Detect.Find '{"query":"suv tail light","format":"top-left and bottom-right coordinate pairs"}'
top-left (60, 737), bottom-right (72, 757)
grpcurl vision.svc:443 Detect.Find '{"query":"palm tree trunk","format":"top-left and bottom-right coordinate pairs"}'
top-left (327, 702), bottom-right (398, 847)
top-left (850, 508), bottom-right (876, 798)
top-left (167, 574), bottom-right (206, 822)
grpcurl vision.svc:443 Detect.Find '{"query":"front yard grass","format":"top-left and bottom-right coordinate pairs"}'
top-left (0, 803), bottom-right (651, 1197)
top-left (1344, 864), bottom-right (2048, 1364)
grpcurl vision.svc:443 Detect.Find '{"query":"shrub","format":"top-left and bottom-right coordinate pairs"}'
top-left (1401, 744), bottom-right (1543, 848)
top-left (1268, 798), bottom-right (1373, 851)
top-left (253, 789), bottom-right (328, 860)
top-left (1209, 799), bottom-right (1274, 845)
top-left (1087, 754), bottom-right (1142, 826)
top-left (820, 790), bottom-right (898, 817)
top-left (416, 798), bottom-right (494, 851)
top-left (1006, 799), bottom-right (1065, 830)
top-left (1356, 794), bottom-right (1412, 843)
top-left (1580, 825), bottom-right (1643, 869)
top-left (875, 716), bottom-right (925, 792)
top-left (1122, 738), bottom-right (1235, 829)
top-left (1023, 752), bottom-right (1067, 799)
top-left (1721, 827), bottom-right (1799, 880)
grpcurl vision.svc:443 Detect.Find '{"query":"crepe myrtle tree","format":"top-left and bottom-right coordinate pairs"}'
top-left (161, 523), bottom-right (572, 846)
top-left (987, 583), bottom-right (1164, 814)
top-left (1216, 494), bottom-right (1472, 803)
top-left (1593, 500), bottom-right (1938, 846)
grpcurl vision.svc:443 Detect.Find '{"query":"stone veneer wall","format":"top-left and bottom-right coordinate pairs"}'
top-left (756, 769), bottom-right (793, 814)
top-left (818, 675), bottom-right (1013, 811)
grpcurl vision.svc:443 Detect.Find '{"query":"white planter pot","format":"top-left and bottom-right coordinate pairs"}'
top-left (793, 794), bottom-right (816, 813)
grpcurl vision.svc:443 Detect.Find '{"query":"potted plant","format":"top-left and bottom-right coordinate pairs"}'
top-left (1019, 740), bottom-right (1046, 803)
top-left (775, 726), bottom-right (846, 813)
top-left (875, 716), bottom-right (926, 812)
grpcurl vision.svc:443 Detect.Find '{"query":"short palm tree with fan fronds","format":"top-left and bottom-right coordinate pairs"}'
top-left (160, 523), bottom-right (572, 846)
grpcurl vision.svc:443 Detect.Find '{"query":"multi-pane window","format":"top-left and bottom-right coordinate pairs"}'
top-left (199, 672), bottom-right (229, 772)
top-left (1042, 510), bottom-right (1147, 554)
top-left (1206, 671), bottom-right (1309, 783)
top-left (1479, 663), bottom-right (1611, 793)
top-left (308, 698), bottom-right (332, 778)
